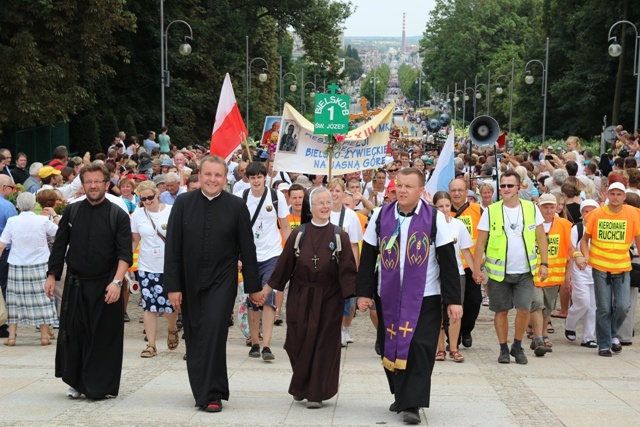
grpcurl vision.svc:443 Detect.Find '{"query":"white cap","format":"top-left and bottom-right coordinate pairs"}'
top-left (608, 182), bottom-right (626, 192)
top-left (277, 182), bottom-right (291, 192)
top-left (580, 199), bottom-right (599, 212)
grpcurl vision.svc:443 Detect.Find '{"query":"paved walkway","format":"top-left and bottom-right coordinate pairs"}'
top-left (2, 299), bottom-right (640, 426)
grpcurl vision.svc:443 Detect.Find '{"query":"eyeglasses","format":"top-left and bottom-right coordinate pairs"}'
top-left (313, 201), bottom-right (332, 207)
top-left (140, 195), bottom-right (156, 202)
top-left (499, 184), bottom-right (517, 189)
top-left (84, 180), bottom-right (106, 185)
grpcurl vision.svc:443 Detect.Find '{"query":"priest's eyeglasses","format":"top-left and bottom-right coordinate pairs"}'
top-left (84, 180), bottom-right (105, 185)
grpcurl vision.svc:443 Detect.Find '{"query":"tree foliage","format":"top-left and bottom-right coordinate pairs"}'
top-left (421, 0), bottom-right (640, 141)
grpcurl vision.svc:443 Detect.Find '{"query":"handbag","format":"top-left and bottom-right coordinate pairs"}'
top-left (0, 291), bottom-right (7, 325)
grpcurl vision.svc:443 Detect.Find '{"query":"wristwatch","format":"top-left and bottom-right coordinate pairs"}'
top-left (111, 279), bottom-right (123, 287)
top-left (540, 263), bottom-right (549, 267)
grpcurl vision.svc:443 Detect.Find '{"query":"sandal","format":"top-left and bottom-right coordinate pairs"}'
top-left (543, 336), bottom-right (553, 352)
top-left (141, 345), bottom-right (157, 358)
top-left (449, 350), bottom-right (465, 363)
top-left (526, 325), bottom-right (534, 340)
top-left (167, 329), bottom-right (179, 351)
top-left (435, 350), bottom-right (446, 361)
top-left (547, 323), bottom-right (555, 334)
top-left (581, 340), bottom-right (598, 348)
top-left (4, 338), bottom-right (16, 346)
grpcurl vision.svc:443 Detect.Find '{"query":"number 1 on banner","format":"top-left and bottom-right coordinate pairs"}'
top-left (328, 105), bottom-right (334, 121)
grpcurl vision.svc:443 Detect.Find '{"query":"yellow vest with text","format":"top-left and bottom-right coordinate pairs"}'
top-left (485, 200), bottom-right (538, 282)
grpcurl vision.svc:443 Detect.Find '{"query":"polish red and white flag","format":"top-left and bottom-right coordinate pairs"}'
top-left (210, 73), bottom-right (247, 160)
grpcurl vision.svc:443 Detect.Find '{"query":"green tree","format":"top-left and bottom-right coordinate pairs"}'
top-left (0, 0), bottom-right (136, 128)
top-left (70, 113), bottom-right (101, 157)
top-left (123, 114), bottom-right (138, 142)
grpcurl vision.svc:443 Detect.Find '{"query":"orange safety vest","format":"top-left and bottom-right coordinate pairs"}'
top-left (534, 217), bottom-right (572, 287)
top-left (585, 205), bottom-right (640, 273)
top-left (450, 202), bottom-right (482, 269)
top-left (281, 213), bottom-right (302, 247)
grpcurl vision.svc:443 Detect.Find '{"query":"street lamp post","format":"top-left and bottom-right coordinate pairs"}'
top-left (302, 82), bottom-right (316, 113)
top-left (278, 56), bottom-right (298, 113)
top-left (473, 75), bottom-right (487, 119)
top-left (524, 37), bottom-right (550, 146)
top-left (370, 68), bottom-right (380, 109)
top-left (245, 35), bottom-right (268, 135)
top-left (415, 70), bottom-right (426, 107)
top-left (493, 58), bottom-right (515, 136)
top-left (454, 85), bottom-right (466, 128)
top-left (160, 0), bottom-right (193, 127)
top-left (608, 21), bottom-right (640, 131)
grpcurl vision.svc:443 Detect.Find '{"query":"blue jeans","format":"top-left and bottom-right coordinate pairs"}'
top-left (592, 269), bottom-right (631, 350)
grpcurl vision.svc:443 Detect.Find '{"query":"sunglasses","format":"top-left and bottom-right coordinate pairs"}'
top-left (388, 169), bottom-right (399, 173)
top-left (499, 184), bottom-right (517, 189)
top-left (140, 195), bottom-right (156, 202)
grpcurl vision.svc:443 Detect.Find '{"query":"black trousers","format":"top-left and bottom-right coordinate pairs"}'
top-left (460, 268), bottom-right (482, 337)
top-left (376, 293), bottom-right (442, 412)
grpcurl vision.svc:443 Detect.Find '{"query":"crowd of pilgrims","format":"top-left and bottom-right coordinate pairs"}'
top-left (0, 124), bottom-right (639, 422)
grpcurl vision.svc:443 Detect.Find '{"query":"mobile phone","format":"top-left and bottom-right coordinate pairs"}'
top-left (545, 155), bottom-right (553, 160)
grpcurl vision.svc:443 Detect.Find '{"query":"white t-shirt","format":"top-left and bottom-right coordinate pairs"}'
top-left (131, 204), bottom-right (172, 273)
top-left (478, 202), bottom-right (543, 274)
top-left (0, 212), bottom-right (57, 265)
top-left (227, 161), bottom-right (238, 182)
top-left (330, 207), bottom-right (363, 244)
top-left (448, 217), bottom-right (474, 275)
top-left (235, 188), bottom-right (288, 262)
top-left (570, 223), bottom-right (592, 285)
top-left (364, 203), bottom-right (454, 297)
top-left (233, 179), bottom-right (251, 194)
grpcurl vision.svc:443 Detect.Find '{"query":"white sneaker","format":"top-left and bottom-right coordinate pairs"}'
top-left (341, 331), bottom-right (347, 347)
top-left (66, 387), bottom-right (81, 399)
top-left (343, 328), bottom-right (354, 343)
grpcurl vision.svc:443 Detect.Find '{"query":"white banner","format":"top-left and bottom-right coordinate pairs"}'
top-left (273, 102), bottom-right (395, 174)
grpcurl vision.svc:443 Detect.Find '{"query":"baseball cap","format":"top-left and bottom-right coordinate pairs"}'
top-left (294, 175), bottom-right (312, 189)
top-left (38, 166), bottom-right (61, 179)
top-left (425, 158), bottom-right (435, 165)
top-left (537, 193), bottom-right (557, 205)
top-left (153, 174), bottom-right (166, 185)
top-left (608, 182), bottom-right (626, 192)
top-left (580, 199), bottom-right (599, 212)
top-left (277, 183), bottom-right (291, 192)
top-left (467, 190), bottom-right (478, 201)
top-left (386, 179), bottom-right (396, 193)
top-left (161, 158), bottom-right (174, 167)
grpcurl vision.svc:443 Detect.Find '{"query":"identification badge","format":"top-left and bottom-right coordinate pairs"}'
top-left (152, 247), bottom-right (162, 258)
top-left (385, 233), bottom-right (398, 251)
top-left (527, 224), bottom-right (536, 231)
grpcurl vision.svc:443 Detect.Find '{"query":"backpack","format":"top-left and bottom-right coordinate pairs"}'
top-left (293, 223), bottom-right (343, 265)
top-left (243, 187), bottom-right (280, 229)
top-left (66, 199), bottom-right (120, 236)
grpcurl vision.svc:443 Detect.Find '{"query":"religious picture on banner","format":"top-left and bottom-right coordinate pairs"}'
top-left (279, 121), bottom-right (299, 154)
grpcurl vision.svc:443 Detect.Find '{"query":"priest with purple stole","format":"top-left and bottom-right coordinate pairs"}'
top-left (357, 168), bottom-right (462, 425)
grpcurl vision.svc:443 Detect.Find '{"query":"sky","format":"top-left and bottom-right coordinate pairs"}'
top-left (343, 0), bottom-right (437, 37)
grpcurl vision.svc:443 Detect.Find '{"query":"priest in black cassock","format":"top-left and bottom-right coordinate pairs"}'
top-left (45, 163), bottom-right (132, 400)
top-left (259, 187), bottom-right (357, 409)
top-left (356, 168), bottom-right (461, 425)
top-left (165, 156), bottom-right (262, 413)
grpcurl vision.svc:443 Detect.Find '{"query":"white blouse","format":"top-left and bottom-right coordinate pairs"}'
top-left (0, 212), bottom-right (58, 265)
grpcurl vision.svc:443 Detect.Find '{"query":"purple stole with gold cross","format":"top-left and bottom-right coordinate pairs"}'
top-left (378, 200), bottom-right (432, 371)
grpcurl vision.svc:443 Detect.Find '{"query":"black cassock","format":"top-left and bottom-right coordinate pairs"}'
top-left (48, 199), bottom-right (132, 399)
top-left (164, 190), bottom-right (260, 407)
top-left (268, 222), bottom-right (356, 401)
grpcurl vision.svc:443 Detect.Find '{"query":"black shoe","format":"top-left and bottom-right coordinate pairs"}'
top-left (461, 334), bottom-right (472, 348)
top-left (389, 402), bottom-right (397, 412)
top-left (565, 329), bottom-right (576, 342)
top-left (249, 344), bottom-right (260, 358)
top-left (510, 346), bottom-right (528, 365)
top-left (612, 343), bottom-right (622, 353)
top-left (0, 328), bottom-right (9, 338)
top-left (204, 399), bottom-right (222, 412)
top-left (598, 349), bottom-right (612, 357)
top-left (274, 315), bottom-right (283, 326)
top-left (176, 315), bottom-right (183, 330)
top-left (375, 340), bottom-right (381, 356)
top-left (498, 348), bottom-right (510, 364)
top-left (581, 340), bottom-right (597, 348)
top-left (531, 342), bottom-right (547, 357)
top-left (620, 341), bottom-right (633, 346)
top-left (123, 312), bottom-right (130, 323)
top-left (402, 408), bottom-right (421, 425)
top-left (261, 346), bottom-right (275, 361)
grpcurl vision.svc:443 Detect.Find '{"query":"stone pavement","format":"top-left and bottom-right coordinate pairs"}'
top-left (2, 298), bottom-right (640, 426)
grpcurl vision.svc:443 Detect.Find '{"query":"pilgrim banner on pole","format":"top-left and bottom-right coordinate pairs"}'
top-left (273, 102), bottom-right (395, 174)
top-left (425, 127), bottom-right (455, 196)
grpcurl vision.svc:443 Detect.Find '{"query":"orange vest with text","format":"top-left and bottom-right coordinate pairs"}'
top-left (534, 216), bottom-right (572, 287)
top-left (585, 205), bottom-right (640, 273)
top-left (450, 202), bottom-right (482, 269)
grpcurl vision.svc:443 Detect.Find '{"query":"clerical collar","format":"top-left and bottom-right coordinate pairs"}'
top-left (397, 204), bottom-right (417, 217)
top-left (200, 190), bottom-right (222, 201)
top-left (311, 219), bottom-right (330, 227)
